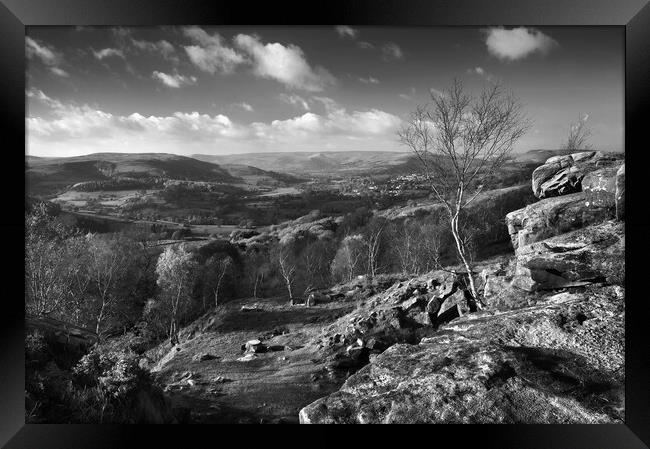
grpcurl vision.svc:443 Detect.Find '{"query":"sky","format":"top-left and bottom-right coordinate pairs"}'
top-left (25, 26), bottom-right (624, 157)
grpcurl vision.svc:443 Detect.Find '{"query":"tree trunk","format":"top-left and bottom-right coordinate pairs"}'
top-left (286, 280), bottom-right (293, 304)
top-left (450, 215), bottom-right (483, 310)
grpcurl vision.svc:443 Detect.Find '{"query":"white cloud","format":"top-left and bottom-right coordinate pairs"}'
top-left (132, 39), bottom-right (175, 59)
top-left (253, 102), bottom-right (402, 141)
top-left (27, 90), bottom-right (402, 155)
top-left (183, 26), bottom-right (246, 74)
top-left (26, 37), bottom-right (59, 65)
top-left (358, 76), bottom-right (380, 84)
top-left (49, 67), bottom-right (70, 77)
top-left (93, 48), bottom-right (125, 60)
top-left (485, 27), bottom-right (557, 61)
top-left (26, 37), bottom-right (68, 77)
top-left (398, 93), bottom-right (412, 101)
top-left (357, 41), bottom-right (374, 50)
top-left (279, 93), bottom-right (310, 111)
top-left (236, 102), bottom-right (254, 112)
top-left (466, 66), bottom-right (494, 80)
top-left (429, 87), bottom-right (446, 97)
top-left (27, 90), bottom-right (244, 143)
top-left (234, 34), bottom-right (336, 92)
top-left (335, 26), bottom-right (358, 39)
top-left (381, 42), bottom-right (403, 61)
top-left (152, 71), bottom-right (197, 88)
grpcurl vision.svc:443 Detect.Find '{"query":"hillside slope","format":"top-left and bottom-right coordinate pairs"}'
top-left (192, 151), bottom-right (412, 175)
top-left (26, 153), bottom-right (239, 195)
top-left (299, 152), bottom-right (625, 424)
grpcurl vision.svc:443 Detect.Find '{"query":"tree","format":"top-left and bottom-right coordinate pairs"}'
top-left (331, 234), bottom-right (366, 283)
top-left (154, 244), bottom-right (197, 343)
top-left (398, 79), bottom-right (530, 308)
top-left (299, 238), bottom-right (336, 296)
top-left (562, 113), bottom-right (592, 151)
top-left (244, 248), bottom-right (272, 300)
top-left (25, 205), bottom-right (84, 319)
top-left (363, 219), bottom-right (386, 280)
top-left (392, 220), bottom-right (419, 275)
top-left (273, 244), bottom-right (297, 304)
top-left (208, 256), bottom-right (232, 308)
top-left (84, 234), bottom-right (141, 338)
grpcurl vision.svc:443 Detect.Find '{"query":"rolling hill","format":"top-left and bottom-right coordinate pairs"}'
top-left (26, 153), bottom-right (240, 196)
top-left (192, 151), bottom-right (413, 175)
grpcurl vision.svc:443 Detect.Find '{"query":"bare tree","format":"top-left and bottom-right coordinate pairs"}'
top-left (563, 113), bottom-right (592, 151)
top-left (211, 257), bottom-right (232, 308)
top-left (275, 245), bottom-right (297, 304)
top-left (398, 79), bottom-right (530, 308)
top-left (155, 244), bottom-right (197, 344)
top-left (331, 234), bottom-right (365, 283)
top-left (393, 220), bottom-right (419, 275)
top-left (363, 219), bottom-right (386, 280)
top-left (244, 249), bottom-right (271, 300)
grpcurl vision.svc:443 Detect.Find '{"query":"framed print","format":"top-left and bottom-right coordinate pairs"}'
top-left (2, 0), bottom-right (649, 447)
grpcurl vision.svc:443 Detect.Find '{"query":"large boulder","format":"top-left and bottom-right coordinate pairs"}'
top-left (511, 220), bottom-right (624, 292)
top-left (505, 192), bottom-right (614, 251)
top-left (299, 285), bottom-right (624, 424)
top-left (616, 164), bottom-right (625, 220)
top-left (582, 166), bottom-right (619, 209)
top-left (531, 151), bottom-right (622, 199)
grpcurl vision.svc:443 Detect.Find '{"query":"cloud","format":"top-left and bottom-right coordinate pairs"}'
top-left (398, 93), bottom-right (412, 101)
top-left (132, 38), bottom-right (176, 59)
top-left (358, 76), bottom-right (380, 84)
top-left (27, 90), bottom-right (244, 143)
top-left (93, 48), bottom-right (125, 60)
top-left (234, 34), bottom-right (336, 91)
top-left (235, 102), bottom-right (254, 112)
top-left (279, 93), bottom-right (310, 111)
top-left (471, 66), bottom-right (485, 75)
top-left (253, 96), bottom-right (401, 141)
top-left (357, 41), bottom-right (374, 50)
top-left (49, 67), bottom-right (70, 77)
top-left (183, 26), bottom-right (246, 74)
top-left (25, 37), bottom-right (68, 77)
top-left (381, 42), bottom-right (403, 61)
top-left (27, 90), bottom-right (402, 155)
top-left (429, 87), bottom-right (446, 97)
top-left (484, 27), bottom-right (557, 61)
top-left (335, 26), bottom-right (358, 39)
top-left (253, 107), bottom-right (401, 141)
top-left (152, 71), bottom-right (197, 88)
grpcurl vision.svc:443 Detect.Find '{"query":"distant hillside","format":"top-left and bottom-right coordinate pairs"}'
top-left (26, 153), bottom-right (240, 196)
top-left (377, 148), bottom-right (622, 178)
top-left (192, 151), bottom-right (412, 175)
top-left (221, 164), bottom-right (306, 185)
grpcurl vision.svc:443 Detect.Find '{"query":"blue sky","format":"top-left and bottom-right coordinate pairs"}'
top-left (26, 26), bottom-right (624, 157)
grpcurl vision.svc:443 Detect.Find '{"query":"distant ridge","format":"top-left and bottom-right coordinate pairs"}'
top-left (26, 152), bottom-right (239, 196)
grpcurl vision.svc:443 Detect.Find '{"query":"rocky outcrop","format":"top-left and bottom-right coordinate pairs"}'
top-left (582, 166), bottom-right (619, 208)
top-left (299, 285), bottom-right (625, 424)
top-left (299, 152), bottom-right (626, 425)
top-left (616, 164), bottom-right (625, 220)
top-left (505, 192), bottom-right (614, 251)
top-left (531, 151), bottom-right (622, 199)
top-left (511, 220), bottom-right (624, 292)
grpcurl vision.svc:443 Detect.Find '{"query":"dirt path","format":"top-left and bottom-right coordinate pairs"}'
top-left (149, 296), bottom-right (355, 423)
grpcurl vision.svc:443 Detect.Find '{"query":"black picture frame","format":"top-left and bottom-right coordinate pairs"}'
top-left (2, 0), bottom-right (649, 447)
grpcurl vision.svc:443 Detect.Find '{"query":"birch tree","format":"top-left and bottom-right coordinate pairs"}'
top-left (398, 79), bottom-right (530, 308)
top-left (155, 244), bottom-right (197, 343)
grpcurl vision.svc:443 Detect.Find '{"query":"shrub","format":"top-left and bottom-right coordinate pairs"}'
top-left (70, 349), bottom-right (171, 423)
